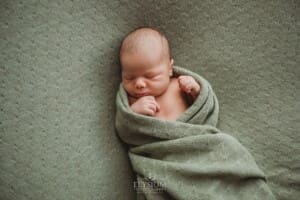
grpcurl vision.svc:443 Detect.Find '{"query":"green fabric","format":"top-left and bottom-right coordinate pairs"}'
top-left (115, 66), bottom-right (275, 200)
top-left (1, 1), bottom-right (298, 199)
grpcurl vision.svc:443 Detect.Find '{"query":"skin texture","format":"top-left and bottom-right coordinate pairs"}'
top-left (120, 27), bottom-right (200, 120)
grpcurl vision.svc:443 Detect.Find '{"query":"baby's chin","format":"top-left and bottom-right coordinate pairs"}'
top-left (126, 91), bottom-right (157, 99)
top-left (130, 91), bottom-right (167, 99)
top-left (131, 93), bottom-right (154, 98)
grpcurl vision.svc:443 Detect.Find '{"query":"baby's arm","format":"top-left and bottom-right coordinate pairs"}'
top-left (130, 96), bottom-right (160, 116)
top-left (178, 75), bottom-right (201, 100)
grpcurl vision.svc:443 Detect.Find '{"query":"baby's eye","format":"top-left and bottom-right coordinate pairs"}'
top-left (123, 75), bottom-right (134, 80)
top-left (145, 74), bottom-right (158, 79)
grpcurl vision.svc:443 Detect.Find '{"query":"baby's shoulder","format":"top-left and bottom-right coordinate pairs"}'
top-left (155, 77), bottom-right (189, 120)
top-left (169, 77), bottom-right (181, 91)
top-left (157, 78), bottom-right (180, 101)
top-left (168, 77), bottom-right (193, 106)
top-left (169, 77), bottom-right (178, 85)
top-left (163, 77), bottom-right (183, 99)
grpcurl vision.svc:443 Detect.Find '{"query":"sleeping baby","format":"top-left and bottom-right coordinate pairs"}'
top-left (119, 27), bottom-right (201, 121)
top-left (116, 27), bottom-right (275, 200)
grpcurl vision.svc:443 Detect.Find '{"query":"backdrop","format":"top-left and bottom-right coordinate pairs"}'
top-left (0, 0), bottom-right (299, 199)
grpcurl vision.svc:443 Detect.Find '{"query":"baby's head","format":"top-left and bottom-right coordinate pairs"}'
top-left (120, 27), bottom-right (174, 99)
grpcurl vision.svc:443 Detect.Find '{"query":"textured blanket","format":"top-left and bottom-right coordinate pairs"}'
top-left (115, 66), bottom-right (275, 200)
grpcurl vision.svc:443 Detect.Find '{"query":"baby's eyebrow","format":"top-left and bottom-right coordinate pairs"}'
top-left (149, 68), bottom-right (162, 74)
top-left (145, 71), bottom-right (158, 75)
top-left (122, 69), bottom-right (135, 74)
top-left (122, 72), bottom-right (134, 76)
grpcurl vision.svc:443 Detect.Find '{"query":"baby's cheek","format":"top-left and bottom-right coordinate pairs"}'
top-left (123, 83), bottom-right (133, 92)
top-left (148, 83), bottom-right (160, 92)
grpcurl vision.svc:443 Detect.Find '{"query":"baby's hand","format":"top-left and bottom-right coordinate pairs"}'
top-left (130, 96), bottom-right (160, 116)
top-left (178, 75), bottom-right (201, 99)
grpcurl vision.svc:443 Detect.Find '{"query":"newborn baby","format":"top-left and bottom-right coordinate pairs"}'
top-left (119, 27), bottom-right (201, 120)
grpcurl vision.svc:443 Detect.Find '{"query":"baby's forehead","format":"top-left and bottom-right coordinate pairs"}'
top-left (125, 32), bottom-right (162, 51)
top-left (120, 28), bottom-right (169, 57)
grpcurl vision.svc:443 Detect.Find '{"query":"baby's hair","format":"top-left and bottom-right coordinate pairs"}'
top-left (119, 26), bottom-right (172, 62)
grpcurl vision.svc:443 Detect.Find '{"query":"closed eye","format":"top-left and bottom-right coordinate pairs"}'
top-left (145, 75), bottom-right (155, 79)
top-left (123, 75), bottom-right (135, 80)
top-left (145, 73), bottom-right (159, 79)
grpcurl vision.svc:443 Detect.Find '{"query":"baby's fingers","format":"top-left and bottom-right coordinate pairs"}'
top-left (144, 109), bottom-right (156, 116)
top-left (178, 76), bottom-right (193, 86)
top-left (145, 103), bottom-right (159, 116)
top-left (146, 96), bottom-right (160, 112)
top-left (181, 82), bottom-right (194, 93)
top-left (145, 100), bottom-right (160, 114)
top-left (178, 76), bottom-right (189, 84)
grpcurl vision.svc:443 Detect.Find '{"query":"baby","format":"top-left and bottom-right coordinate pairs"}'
top-left (119, 27), bottom-right (201, 121)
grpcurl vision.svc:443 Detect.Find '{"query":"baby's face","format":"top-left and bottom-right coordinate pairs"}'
top-left (121, 48), bottom-right (173, 99)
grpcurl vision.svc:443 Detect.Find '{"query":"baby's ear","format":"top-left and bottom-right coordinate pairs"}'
top-left (169, 59), bottom-right (174, 76)
top-left (170, 58), bottom-right (174, 67)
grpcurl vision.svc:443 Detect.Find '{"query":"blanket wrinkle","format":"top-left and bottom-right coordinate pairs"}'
top-left (115, 66), bottom-right (275, 200)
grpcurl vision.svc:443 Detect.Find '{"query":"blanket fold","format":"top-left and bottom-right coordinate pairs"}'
top-left (115, 66), bottom-right (275, 200)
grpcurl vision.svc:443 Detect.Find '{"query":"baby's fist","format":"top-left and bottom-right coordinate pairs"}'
top-left (130, 96), bottom-right (160, 116)
top-left (178, 75), bottom-right (201, 99)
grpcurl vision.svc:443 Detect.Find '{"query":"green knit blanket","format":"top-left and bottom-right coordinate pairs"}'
top-left (115, 66), bottom-right (275, 200)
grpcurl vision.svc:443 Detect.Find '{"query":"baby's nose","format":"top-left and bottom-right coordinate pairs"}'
top-left (135, 78), bottom-right (146, 89)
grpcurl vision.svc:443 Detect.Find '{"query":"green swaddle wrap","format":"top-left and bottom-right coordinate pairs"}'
top-left (115, 66), bottom-right (275, 200)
